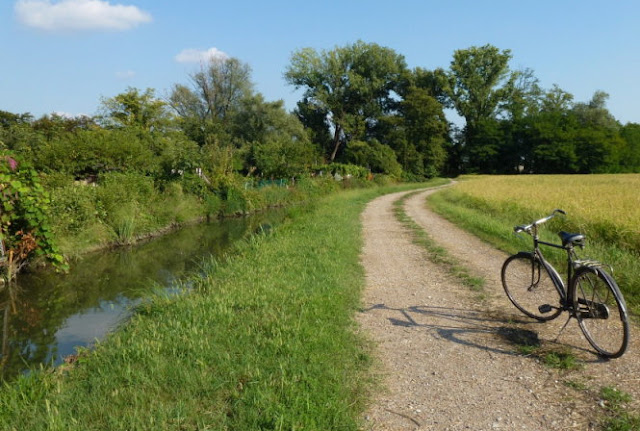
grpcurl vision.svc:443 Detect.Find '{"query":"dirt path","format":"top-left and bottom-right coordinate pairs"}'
top-left (358, 187), bottom-right (639, 431)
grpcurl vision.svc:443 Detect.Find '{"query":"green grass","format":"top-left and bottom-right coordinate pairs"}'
top-left (428, 187), bottom-right (640, 316)
top-left (0, 180), bottom-right (443, 430)
top-left (540, 350), bottom-right (582, 370)
top-left (599, 386), bottom-right (640, 431)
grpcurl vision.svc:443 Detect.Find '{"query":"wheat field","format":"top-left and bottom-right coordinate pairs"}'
top-left (453, 174), bottom-right (640, 251)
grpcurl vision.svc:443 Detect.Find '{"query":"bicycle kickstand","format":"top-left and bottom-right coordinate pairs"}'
top-left (553, 314), bottom-right (573, 343)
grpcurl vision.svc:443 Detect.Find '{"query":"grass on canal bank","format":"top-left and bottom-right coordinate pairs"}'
top-left (0, 179), bottom-right (447, 430)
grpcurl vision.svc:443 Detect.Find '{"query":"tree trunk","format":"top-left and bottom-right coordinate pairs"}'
top-left (330, 125), bottom-right (342, 162)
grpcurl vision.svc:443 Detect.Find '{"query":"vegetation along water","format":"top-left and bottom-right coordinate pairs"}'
top-left (0, 181), bottom-right (441, 430)
top-left (0, 210), bottom-right (285, 381)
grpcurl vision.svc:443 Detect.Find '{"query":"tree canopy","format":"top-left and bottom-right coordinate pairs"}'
top-left (285, 41), bottom-right (407, 162)
top-left (4, 41), bottom-right (639, 277)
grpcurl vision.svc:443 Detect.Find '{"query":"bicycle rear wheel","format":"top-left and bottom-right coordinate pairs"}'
top-left (501, 253), bottom-right (563, 321)
top-left (572, 266), bottom-right (629, 358)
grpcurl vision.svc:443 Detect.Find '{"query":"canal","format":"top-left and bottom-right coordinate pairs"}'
top-left (0, 211), bottom-right (284, 380)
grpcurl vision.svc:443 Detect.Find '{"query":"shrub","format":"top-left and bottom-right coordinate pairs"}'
top-left (203, 193), bottom-right (222, 217)
top-left (49, 184), bottom-right (98, 235)
top-left (96, 172), bottom-right (156, 211)
top-left (0, 153), bottom-right (65, 276)
top-left (221, 186), bottom-right (248, 216)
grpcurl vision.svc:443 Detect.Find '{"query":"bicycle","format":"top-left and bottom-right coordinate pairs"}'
top-left (501, 209), bottom-right (629, 358)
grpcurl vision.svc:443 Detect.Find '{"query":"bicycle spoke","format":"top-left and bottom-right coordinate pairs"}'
top-left (573, 268), bottom-right (628, 358)
top-left (502, 254), bottom-right (562, 321)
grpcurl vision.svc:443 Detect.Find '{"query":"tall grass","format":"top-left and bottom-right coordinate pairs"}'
top-left (0, 180), bottom-right (444, 430)
top-left (428, 175), bottom-right (640, 314)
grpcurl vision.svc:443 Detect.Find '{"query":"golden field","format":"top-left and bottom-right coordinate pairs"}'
top-left (453, 174), bottom-right (640, 252)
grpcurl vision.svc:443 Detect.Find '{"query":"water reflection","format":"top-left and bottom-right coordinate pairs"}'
top-left (0, 212), bottom-right (284, 380)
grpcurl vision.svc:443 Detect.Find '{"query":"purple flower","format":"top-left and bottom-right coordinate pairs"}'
top-left (2, 156), bottom-right (18, 171)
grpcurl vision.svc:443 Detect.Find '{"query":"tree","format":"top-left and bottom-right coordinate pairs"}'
top-left (0, 111), bottom-right (33, 129)
top-left (619, 123), bottom-right (640, 172)
top-left (528, 110), bottom-right (579, 174)
top-left (169, 57), bottom-right (253, 147)
top-left (572, 90), bottom-right (618, 130)
top-left (285, 41), bottom-right (407, 161)
top-left (444, 44), bottom-right (519, 173)
top-left (571, 91), bottom-right (623, 173)
top-left (446, 44), bottom-right (515, 128)
top-left (541, 84), bottom-right (574, 113)
top-left (399, 86), bottom-right (448, 176)
top-left (502, 68), bottom-right (542, 121)
top-left (99, 87), bottom-right (170, 131)
top-left (232, 94), bottom-right (318, 177)
top-left (344, 139), bottom-right (402, 176)
top-left (411, 67), bottom-right (450, 106)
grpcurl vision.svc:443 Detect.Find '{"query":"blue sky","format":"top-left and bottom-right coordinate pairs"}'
top-left (2, 0), bottom-right (639, 126)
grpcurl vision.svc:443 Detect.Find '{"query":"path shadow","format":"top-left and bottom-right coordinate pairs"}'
top-left (362, 303), bottom-right (603, 361)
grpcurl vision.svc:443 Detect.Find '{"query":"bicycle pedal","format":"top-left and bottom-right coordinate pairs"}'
top-left (538, 304), bottom-right (553, 314)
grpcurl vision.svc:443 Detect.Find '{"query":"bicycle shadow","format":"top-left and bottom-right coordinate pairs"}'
top-left (362, 303), bottom-right (603, 361)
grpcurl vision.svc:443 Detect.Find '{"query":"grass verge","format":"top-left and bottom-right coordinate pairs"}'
top-left (0, 180), bottom-right (443, 430)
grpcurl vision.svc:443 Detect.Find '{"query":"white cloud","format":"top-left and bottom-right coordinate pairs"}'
top-left (14, 0), bottom-right (152, 31)
top-left (53, 111), bottom-right (91, 118)
top-left (175, 47), bottom-right (228, 64)
top-left (116, 70), bottom-right (136, 79)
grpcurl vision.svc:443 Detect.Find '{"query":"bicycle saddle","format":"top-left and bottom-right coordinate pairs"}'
top-left (558, 231), bottom-right (585, 247)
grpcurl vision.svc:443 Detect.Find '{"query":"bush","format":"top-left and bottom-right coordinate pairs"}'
top-left (373, 174), bottom-right (395, 186)
top-left (1, 153), bottom-right (66, 275)
top-left (49, 184), bottom-right (99, 235)
top-left (96, 172), bottom-right (156, 211)
top-left (203, 193), bottom-right (222, 217)
top-left (221, 186), bottom-right (248, 216)
top-left (40, 172), bottom-right (74, 189)
top-left (150, 182), bottom-right (202, 226)
top-left (344, 140), bottom-right (403, 177)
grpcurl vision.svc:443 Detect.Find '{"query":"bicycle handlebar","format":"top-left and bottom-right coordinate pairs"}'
top-left (514, 209), bottom-right (566, 234)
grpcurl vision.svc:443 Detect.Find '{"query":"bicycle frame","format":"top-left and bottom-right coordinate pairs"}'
top-left (527, 223), bottom-right (576, 310)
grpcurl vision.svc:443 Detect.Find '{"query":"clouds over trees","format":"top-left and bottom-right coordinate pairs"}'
top-left (14, 0), bottom-right (152, 31)
top-left (174, 48), bottom-right (229, 64)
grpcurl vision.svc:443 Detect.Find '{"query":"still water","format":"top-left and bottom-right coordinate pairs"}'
top-left (0, 212), bottom-right (284, 380)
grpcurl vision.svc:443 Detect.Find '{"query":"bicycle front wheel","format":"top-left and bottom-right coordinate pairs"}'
top-left (572, 267), bottom-right (629, 358)
top-left (501, 253), bottom-right (562, 321)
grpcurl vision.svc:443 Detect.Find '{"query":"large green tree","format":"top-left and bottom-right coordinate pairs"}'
top-left (446, 44), bottom-right (515, 128)
top-left (98, 87), bottom-right (170, 131)
top-left (444, 45), bottom-right (520, 172)
top-left (232, 94), bottom-right (318, 177)
top-left (169, 57), bottom-right (253, 146)
top-left (285, 40), bottom-right (407, 162)
top-left (572, 91), bottom-right (624, 173)
top-left (382, 85), bottom-right (449, 177)
top-left (619, 123), bottom-right (640, 172)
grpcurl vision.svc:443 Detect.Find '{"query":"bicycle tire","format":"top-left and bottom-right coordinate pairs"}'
top-left (571, 266), bottom-right (629, 358)
top-left (501, 253), bottom-right (563, 321)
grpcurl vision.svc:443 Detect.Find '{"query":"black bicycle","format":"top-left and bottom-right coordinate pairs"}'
top-left (501, 209), bottom-right (629, 358)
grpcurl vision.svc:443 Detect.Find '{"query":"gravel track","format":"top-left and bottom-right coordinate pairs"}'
top-left (358, 187), bottom-right (639, 431)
